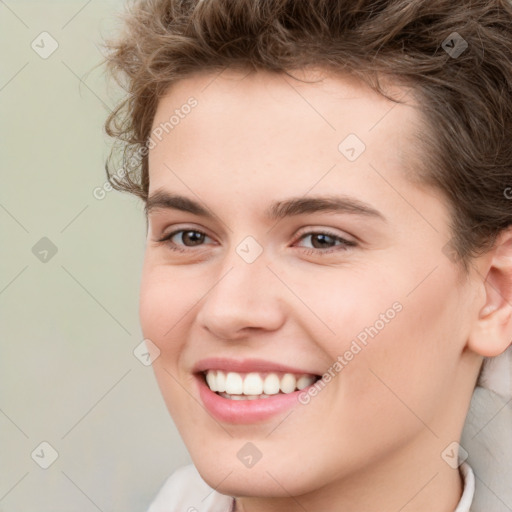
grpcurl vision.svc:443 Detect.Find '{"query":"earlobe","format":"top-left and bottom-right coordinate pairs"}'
top-left (467, 227), bottom-right (512, 358)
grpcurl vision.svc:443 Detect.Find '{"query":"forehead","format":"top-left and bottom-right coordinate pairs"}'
top-left (152, 66), bottom-right (418, 130)
top-left (149, 67), bottom-right (421, 167)
top-left (157, 68), bottom-right (413, 123)
top-left (148, 67), bottom-right (424, 203)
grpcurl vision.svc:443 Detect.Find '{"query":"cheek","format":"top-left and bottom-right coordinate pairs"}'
top-left (300, 263), bottom-right (464, 428)
top-left (337, 271), bottom-right (465, 431)
top-left (139, 263), bottom-right (202, 424)
top-left (292, 265), bottom-right (404, 353)
top-left (138, 262), bottom-right (192, 362)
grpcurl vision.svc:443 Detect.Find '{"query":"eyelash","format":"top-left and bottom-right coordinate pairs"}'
top-left (156, 228), bottom-right (357, 255)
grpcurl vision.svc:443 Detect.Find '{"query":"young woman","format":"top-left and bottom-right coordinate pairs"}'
top-left (103, 1), bottom-right (512, 510)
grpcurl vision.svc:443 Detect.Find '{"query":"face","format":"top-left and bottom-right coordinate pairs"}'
top-left (140, 68), bottom-right (481, 498)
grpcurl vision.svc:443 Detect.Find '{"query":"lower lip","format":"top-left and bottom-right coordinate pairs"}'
top-left (196, 374), bottom-right (312, 424)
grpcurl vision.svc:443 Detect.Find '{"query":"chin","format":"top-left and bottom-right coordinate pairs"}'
top-left (193, 455), bottom-right (321, 498)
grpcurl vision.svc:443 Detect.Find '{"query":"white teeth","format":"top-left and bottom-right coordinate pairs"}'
top-left (206, 371), bottom-right (218, 392)
top-left (297, 375), bottom-right (316, 390)
top-left (204, 370), bottom-right (317, 397)
top-left (228, 394), bottom-right (244, 400)
top-left (218, 392), bottom-right (272, 400)
top-left (216, 371), bottom-right (226, 393)
top-left (280, 373), bottom-right (296, 394)
top-left (225, 372), bottom-right (243, 395)
top-left (263, 373), bottom-right (280, 395)
top-left (243, 372), bottom-right (263, 395)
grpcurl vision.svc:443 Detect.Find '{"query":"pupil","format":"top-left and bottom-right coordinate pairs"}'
top-left (183, 231), bottom-right (204, 246)
top-left (312, 234), bottom-right (333, 248)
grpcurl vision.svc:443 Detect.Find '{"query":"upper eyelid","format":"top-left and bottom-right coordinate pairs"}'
top-left (156, 223), bottom-right (212, 238)
top-left (159, 226), bottom-right (349, 238)
top-left (294, 227), bottom-right (355, 242)
top-left (160, 227), bottom-right (355, 247)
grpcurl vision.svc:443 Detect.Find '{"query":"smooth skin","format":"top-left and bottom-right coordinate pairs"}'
top-left (139, 67), bottom-right (512, 512)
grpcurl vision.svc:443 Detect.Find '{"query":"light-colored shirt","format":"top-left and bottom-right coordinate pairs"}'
top-left (147, 461), bottom-right (475, 512)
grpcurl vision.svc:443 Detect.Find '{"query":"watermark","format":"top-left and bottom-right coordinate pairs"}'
top-left (298, 301), bottom-right (403, 405)
top-left (32, 237), bottom-right (58, 263)
top-left (94, 96), bottom-right (198, 200)
top-left (147, 97), bottom-right (198, 148)
top-left (31, 441), bottom-right (59, 469)
top-left (133, 338), bottom-right (161, 366)
top-left (441, 441), bottom-right (468, 468)
top-left (338, 133), bottom-right (366, 162)
top-left (237, 442), bottom-right (263, 468)
top-left (441, 237), bottom-right (459, 264)
top-left (236, 236), bottom-right (263, 263)
top-left (441, 32), bottom-right (468, 59)
top-left (504, 187), bottom-right (512, 200)
top-left (31, 31), bottom-right (59, 59)
top-left (93, 165), bottom-right (128, 200)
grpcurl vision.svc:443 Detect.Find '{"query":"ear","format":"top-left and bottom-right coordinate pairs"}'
top-left (467, 227), bottom-right (512, 357)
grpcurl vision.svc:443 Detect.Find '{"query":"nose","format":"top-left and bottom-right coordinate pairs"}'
top-left (196, 255), bottom-right (286, 340)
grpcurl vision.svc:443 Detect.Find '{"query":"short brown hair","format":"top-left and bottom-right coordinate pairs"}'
top-left (103, 0), bottom-right (512, 272)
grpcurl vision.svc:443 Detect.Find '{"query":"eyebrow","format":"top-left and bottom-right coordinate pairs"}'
top-left (145, 190), bottom-right (386, 222)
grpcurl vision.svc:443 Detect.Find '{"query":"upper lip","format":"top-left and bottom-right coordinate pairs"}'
top-left (193, 357), bottom-right (320, 376)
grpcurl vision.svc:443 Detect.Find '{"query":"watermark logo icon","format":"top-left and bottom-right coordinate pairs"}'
top-left (32, 237), bottom-right (58, 263)
top-left (441, 239), bottom-right (459, 263)
top-left (133, 338), bottom-right (161, 366)
top-left (31, 441), bottom-right (59, 469)
top-left (338, 133), bottom-right (366, 162)
top-left (31, 32), bottom-right (59, 59)
top-left (236, 236), bottom-right (263, 264)
top-left (441, 441), bottom-right (468, 469)
top-left (237, 442), bottom-right (262, 468)
top-left (442, 32), bottom-right (468, 59)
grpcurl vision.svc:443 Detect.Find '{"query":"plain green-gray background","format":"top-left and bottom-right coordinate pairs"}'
top-left (0, 1), bottom-right (190, 510)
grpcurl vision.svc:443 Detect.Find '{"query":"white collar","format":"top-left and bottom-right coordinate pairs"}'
top-left (455, 462), bottom-right (475, 512)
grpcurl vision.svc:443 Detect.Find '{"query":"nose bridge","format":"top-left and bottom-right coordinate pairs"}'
top-left (197, 248), bottom-right (284, 338)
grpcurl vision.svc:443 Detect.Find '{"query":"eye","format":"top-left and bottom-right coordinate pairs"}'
top-left (294, 230), bottom-right (356, 254)
top-left (155, 228), bottom-right (356, 255)
top-left (157, 228), bottom-right (214, 252)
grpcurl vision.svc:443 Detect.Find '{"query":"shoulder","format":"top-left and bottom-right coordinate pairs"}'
top-left (147, 464), bottom-right (234, 512)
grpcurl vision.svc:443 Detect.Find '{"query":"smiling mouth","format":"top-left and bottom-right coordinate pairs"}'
top-left (202, 370), bottom-right (321, 400)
